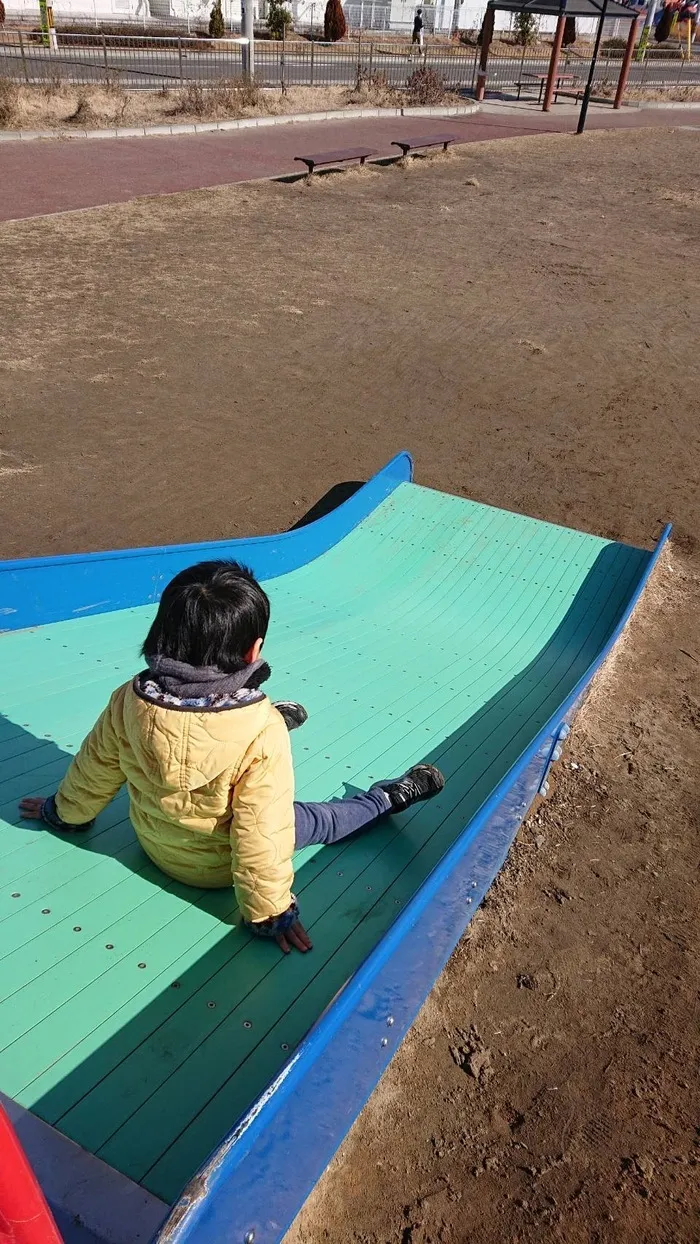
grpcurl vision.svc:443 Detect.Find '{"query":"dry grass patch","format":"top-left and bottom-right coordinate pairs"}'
top-left (0, 76), bottom-right (467, 131)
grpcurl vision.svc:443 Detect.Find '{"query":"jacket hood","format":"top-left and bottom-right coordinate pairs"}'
top-left (124, 682), bottom-right (274, 793)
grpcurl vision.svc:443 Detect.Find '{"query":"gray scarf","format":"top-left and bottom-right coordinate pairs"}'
top-left (145, 654), bottom-right (271, 700)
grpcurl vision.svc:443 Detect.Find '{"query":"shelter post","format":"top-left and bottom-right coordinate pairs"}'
top-left (475, 2), bottom-right (495, 101)
top-left (576, 0), bottom-right (610, 133)
top-left (542, 10), bottom-right (566, 111)
top-left (614, 14), bottom-right (639, 107)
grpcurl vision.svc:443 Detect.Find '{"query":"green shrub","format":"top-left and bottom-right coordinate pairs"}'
top-left (513, 12), bottom-right (538, 45)
top-left (209, 0), bottom-right (225, 39)
top-left (267, 0), bottom-right (293, 38)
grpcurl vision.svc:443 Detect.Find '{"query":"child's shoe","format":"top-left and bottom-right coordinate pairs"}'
top-left (371, 764), bottom-right (445, 813)
top-left (274, 701), bottom-right (308, 731)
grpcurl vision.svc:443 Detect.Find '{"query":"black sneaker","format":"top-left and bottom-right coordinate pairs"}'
top-left (371, 764), bottom-right (445, 813)
top-left (274, 701), bottom-right (308, 731)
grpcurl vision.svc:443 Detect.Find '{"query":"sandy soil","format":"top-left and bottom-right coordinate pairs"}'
top-left (0, 127), bottom-right (698, 1242)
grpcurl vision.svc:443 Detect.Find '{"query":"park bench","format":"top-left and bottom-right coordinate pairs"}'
top-left (391, 134), bottom-right (456, 158)
top-left (515, 78), bottom-right (538, 100)
top-left (552, 87), bottom-right (584, 103)
top-left (294, 147), bottom-right (377, 175)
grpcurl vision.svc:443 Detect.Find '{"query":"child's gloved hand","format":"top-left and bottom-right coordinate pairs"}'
top-left (273, 702), bottom-right (308, 732)
top-left (276, 919), bottom-right (313, 955)
top-left (246, 898), bottom-right (313, 954)
top-left (19, 796), bottom-right (46, 820)
top-left (19, 794), bottom-right (94, 831)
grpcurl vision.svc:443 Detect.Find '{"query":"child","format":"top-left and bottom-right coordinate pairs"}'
top-left (20, 561), bottom-right (444, 955)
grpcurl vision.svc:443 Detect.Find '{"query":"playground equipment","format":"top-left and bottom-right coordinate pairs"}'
top-left (0, 455), bottom-right (669, 1244)
top-left (0, 1105), bottom-right (62, 1244)
top-left (638, 0), bottom-right (699, 57)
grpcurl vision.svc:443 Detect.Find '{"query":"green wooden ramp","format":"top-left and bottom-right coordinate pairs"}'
top-left (0, 479), bottom-right (655, 1205)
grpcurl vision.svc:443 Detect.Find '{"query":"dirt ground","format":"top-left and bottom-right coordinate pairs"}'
top-left (0, 128), bottom-right (699, 1242)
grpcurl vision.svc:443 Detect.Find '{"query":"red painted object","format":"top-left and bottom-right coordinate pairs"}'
top-left (0, 1106), bottom-right (63, 1244)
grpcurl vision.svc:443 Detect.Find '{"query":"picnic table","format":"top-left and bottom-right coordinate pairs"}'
top-left (516, 70), bottom-right (580, 104)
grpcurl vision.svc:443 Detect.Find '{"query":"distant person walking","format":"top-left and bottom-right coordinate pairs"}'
top-left (412, 6), bottom-right (424, 53)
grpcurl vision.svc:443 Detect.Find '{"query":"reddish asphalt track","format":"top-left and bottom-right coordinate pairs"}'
top-left (1, 106), bottom-right (699, 221)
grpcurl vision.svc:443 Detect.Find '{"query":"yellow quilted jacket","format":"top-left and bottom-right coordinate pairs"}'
top-left (54, 680), bottom-right (295, 923)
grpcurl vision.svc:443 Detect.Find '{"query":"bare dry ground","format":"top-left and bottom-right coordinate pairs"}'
top-left (0, 78), bottom-right (445, 131)
top-left (599, 83), bottom-right (700, 103)
top-left (1, 77), bottom-right (697, 135)
top-left (0, 127), bottom-right (698, 1243)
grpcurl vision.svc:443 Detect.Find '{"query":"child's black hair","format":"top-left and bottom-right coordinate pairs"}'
top-left (142, 560), bottom-right (270, 671)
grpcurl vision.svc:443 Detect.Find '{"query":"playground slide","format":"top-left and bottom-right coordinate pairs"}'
top-left (0, 454), bottom-right (668, 1244)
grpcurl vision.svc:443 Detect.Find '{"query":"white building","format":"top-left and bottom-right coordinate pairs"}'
top-left (7, 0), bottom-right (619, 34)
top-left (7, 0), bottom-right (251, 26)
top-left (331, 0), bottom-right (607, 34)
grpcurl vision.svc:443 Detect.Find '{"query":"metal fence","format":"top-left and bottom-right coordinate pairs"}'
top-left (1, 29), bottom-right (698, 91)
top-left (260, 37), bottom-right (483, 89)
top-left (343, 2), bottom-right (457, 33)
top-left (0, 31), bottom-right (479, 89)
top-left (481, 43), bottom-right (700, 94)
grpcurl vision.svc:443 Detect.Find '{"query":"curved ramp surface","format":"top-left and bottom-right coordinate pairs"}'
top-left (0, 471), bottom-right (661, 1220)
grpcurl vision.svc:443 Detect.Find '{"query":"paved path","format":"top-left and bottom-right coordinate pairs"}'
top-left (1, 102), bottom-right (699, 222)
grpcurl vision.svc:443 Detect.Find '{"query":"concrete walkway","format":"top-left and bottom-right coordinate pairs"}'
top-left (1, 100), bottom-right (699, 222)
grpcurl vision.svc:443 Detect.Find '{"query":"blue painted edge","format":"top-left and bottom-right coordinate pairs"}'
top-left (153, 522), bottom-right (671, 1244)
top-left (0, 452), bottom-right (413, 633)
